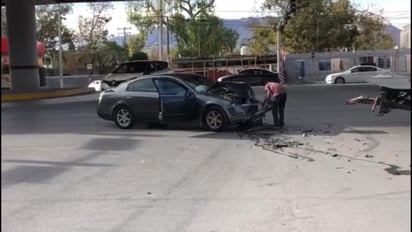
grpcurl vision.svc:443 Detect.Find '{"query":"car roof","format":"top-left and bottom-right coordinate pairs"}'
top-left (239, 68), bottom-right (271, 71)
top-left (353, 65), bottom-right (378, 68)
top-left (119, 60), bottom-right (168, 64)
top-left (159, 73), bottom-right (208, 79)
top-left (126, 73), bottom-right (206, 82)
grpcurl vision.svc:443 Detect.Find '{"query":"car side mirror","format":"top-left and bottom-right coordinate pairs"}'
top-left (186, 90), bottom-right (195, 98)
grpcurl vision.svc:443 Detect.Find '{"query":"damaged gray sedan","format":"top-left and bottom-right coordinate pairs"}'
top-left (97, 73), bottom-right (260, 131)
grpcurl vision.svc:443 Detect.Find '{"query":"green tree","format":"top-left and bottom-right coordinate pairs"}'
top-left (263, 0), bottom-right (395, 52)
top-left (127, 33), bottom-right (146, 56)
top-left (94, 41), bottom-right (127, 73)
top-left (129, 51), bottom-right (149, 61)
top-left (65, 41), bottom-right (127, 74)
top-left (354, 10), bottom-right (396, 50)
top-left (35, 4), bottom-right (75, 55)
top-left (250, 18), bottom-right (277, 55)
top-left (127, 0), bottom-right (239, 57)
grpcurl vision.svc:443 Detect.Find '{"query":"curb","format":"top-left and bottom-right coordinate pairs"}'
top-left (1, 88), bottom-right (96, 103)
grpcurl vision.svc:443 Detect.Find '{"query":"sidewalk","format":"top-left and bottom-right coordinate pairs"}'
top-left (1, 87), bottom-right (96, 103)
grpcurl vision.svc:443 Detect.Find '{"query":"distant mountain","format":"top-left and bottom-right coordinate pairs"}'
top-left (108, 17), bottom-right (402, 51)
top-left (385, 24), bottom-right (401, 45)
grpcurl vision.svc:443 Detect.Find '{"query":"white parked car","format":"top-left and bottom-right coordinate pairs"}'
top-left (101, 60), bottom-right (171, 90)
top-left (88, 80), bottom-right (102, 92)
top-left (325, 65), bottom-right (393, 84)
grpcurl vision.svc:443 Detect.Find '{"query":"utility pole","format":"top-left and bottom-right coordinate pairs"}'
top-left (276, 8), bottom-right (286, 84)
top-left (58, 3), bottom-right (63, 88)
top-left (117, 27), bottom-right (131, 47)
top-left (166, 16), bottom-right (170, 61)
top-left (276, 0), bottom-right (296, 84)
top-left (158, 0), bottom-right (163, 61)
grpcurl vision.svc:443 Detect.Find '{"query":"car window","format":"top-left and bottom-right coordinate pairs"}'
top-left (154, 61), bottom-right (169, 71)
top-left (350, 67), bottom-right (360, 73)
top-left (261, 70), bottom-right (273, 75)
top-left (113, 62), bottom-right (147, 74)
top-left (180, 74), bottom-right (213, 94)
top-left (361, 66), bottom-right (377, 72)
top-left (130, 62), bottom-right (147, 73)
top-left (127, 79), bottom-right (157, 92)
top-left (238, 70), bottom-right (253, 75)
top-left (225, 75), bottom-right (249, 82)
top-left (155, 79), bottom-right (187, 96)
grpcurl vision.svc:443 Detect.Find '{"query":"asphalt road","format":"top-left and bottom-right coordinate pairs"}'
top-left (2, 83), bottom-right (410, 232)
top-left (45, 75), bottom-right (102, 88)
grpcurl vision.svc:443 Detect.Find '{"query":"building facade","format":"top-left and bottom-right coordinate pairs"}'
top-left (400, 24), bottom-right (411, 49)
top-left (283, 49), bottom-right (411, 82)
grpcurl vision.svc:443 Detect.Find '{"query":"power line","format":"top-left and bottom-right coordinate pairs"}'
top-left (117, 27), bottom-right (131, 47)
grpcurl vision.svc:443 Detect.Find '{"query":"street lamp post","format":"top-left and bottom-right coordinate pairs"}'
top-left (394, 45), bottom-right (399, 73)
top-left (316, 21), bottom-right (319, 52)
top-left (158, 0), bottom-right (163, 61)
top-left (58, 3), bottom-right (63, 88)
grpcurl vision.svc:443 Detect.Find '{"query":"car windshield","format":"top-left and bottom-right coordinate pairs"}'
top-left (179, 75), bottom-right (214, 94)
top-left (112, 62), bottom-right (147, 74)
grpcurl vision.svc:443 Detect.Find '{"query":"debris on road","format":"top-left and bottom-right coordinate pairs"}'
top-left (326, 123), bottom-right (332, 128)
top-left (365, 154), bottom-right (374, 158)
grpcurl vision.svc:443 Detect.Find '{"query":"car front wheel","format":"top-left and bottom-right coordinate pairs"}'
top-left (335, 77), bottom-right (345, 84)
top-left (203, 106), bottom-right (228, 131)
top-left (114, 106), bottom-right (136, 129)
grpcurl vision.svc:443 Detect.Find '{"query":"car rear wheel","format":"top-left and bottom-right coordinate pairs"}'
top-left (335, 77), bottom-right (345, 84)
top-left (114, 106), bottom-right (136, 129)
top-left (203, 106), bottom-right (228, 131)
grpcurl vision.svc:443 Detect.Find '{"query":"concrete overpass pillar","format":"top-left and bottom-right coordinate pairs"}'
top-left (6, 0), bottom-right (40, 91)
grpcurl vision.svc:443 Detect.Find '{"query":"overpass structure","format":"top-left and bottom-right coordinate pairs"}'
top-left (1, 0), bottom-right (124, 91)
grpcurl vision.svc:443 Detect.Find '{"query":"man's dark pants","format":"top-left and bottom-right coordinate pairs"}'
top-left (270, 93), bottom-right (287, 127)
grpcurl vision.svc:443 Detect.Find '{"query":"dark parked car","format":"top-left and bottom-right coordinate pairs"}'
top-left (97, 73), bottom-right (260, 131)
top-left (101, 60), bottom-right (170, 90)
top-left (217, 68), bottom-right (280, 86)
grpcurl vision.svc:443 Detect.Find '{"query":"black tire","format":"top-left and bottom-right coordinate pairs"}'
top-left (202, 106), bottom-right (228, 131)
top-left (335, 77), bottom-right (345, 84)
top-left (113, 106), bottom-right (136, 129)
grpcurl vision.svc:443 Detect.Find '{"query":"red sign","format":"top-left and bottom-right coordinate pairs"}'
top-left (1, 37), bottom-right (46, 56)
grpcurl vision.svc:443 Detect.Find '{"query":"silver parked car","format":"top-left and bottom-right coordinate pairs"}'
top-left (97, 73), bottom-right (260, 131)
top-left (325, 65), bottom-right (393, 84)
top-left (101, 60), bottom-right (170, 90)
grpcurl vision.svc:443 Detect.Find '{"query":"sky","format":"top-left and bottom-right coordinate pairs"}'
top-left (64, 0), bottom-right (411, 36)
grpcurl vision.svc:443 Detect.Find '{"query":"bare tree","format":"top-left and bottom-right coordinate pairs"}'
top-left (75, 2), bottom-right (113, 49)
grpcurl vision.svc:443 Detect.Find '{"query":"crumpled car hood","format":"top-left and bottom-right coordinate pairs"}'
top-left (206, 81), bottom-right (257, 104)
